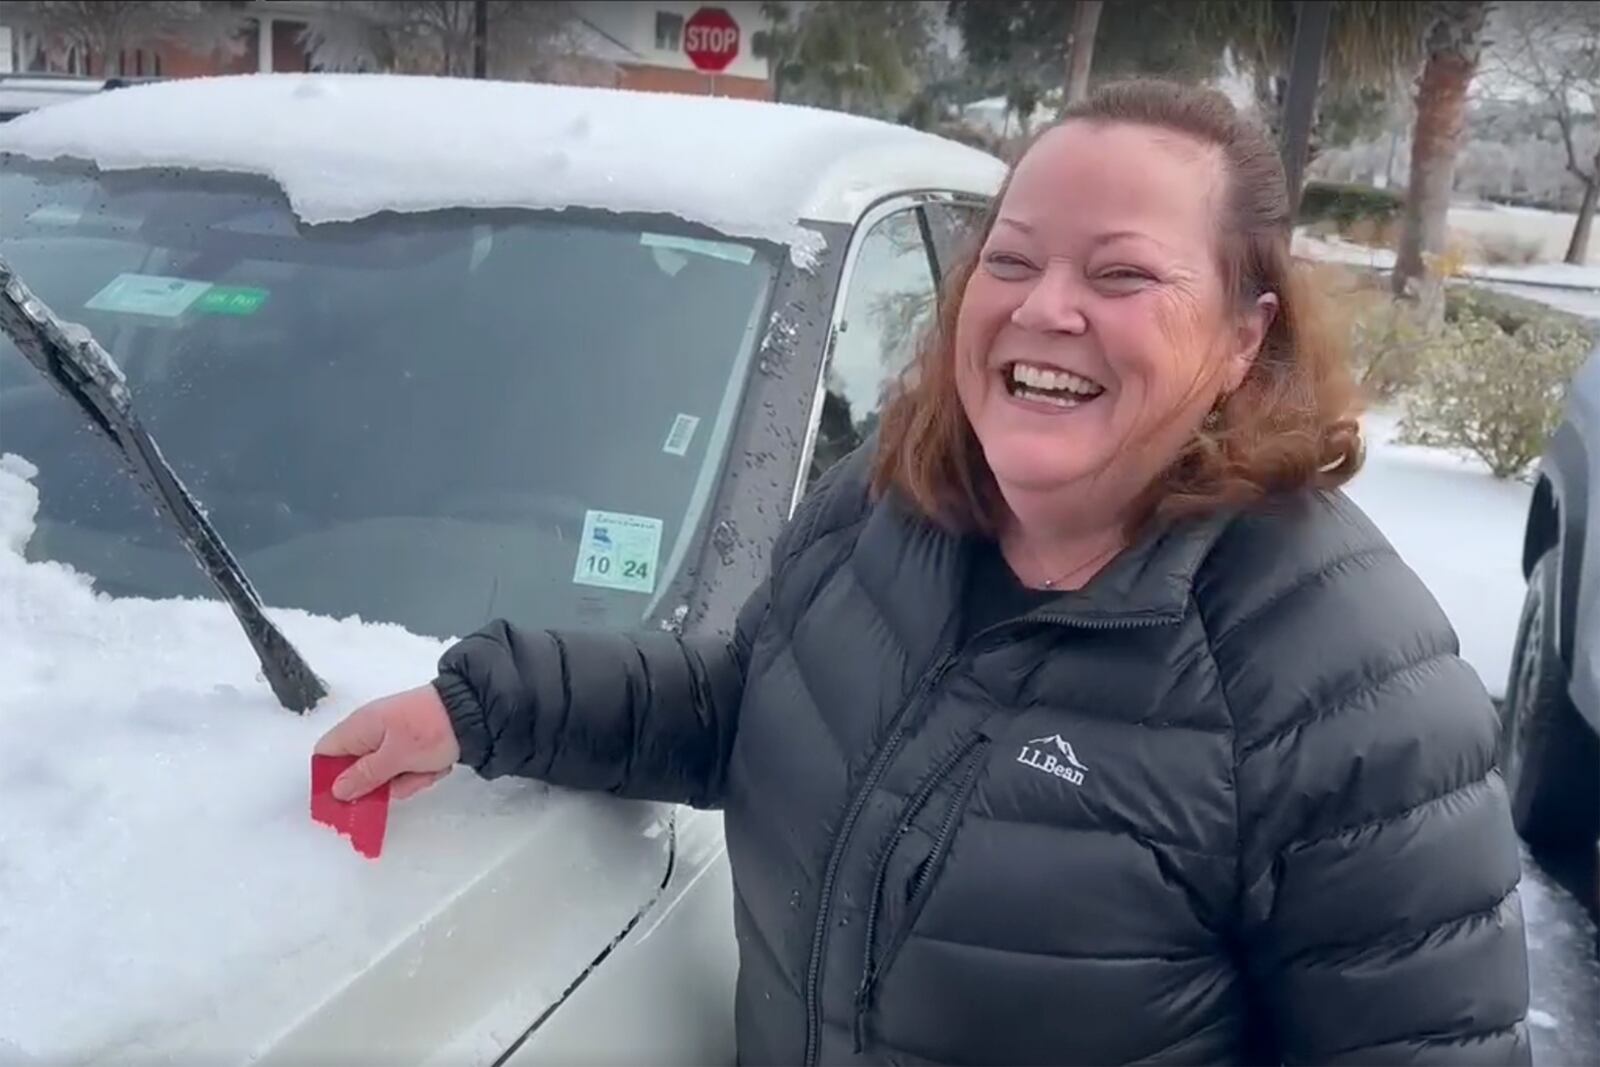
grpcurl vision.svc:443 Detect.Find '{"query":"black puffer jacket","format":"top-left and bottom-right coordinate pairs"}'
top-left (435, 445), bottom-right (1531, 1066)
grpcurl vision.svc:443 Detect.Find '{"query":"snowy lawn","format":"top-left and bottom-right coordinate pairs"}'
top-left (1346, 408), bottom-right (1533, 700)
top-left (1293, 231), bottom-right (1600, 321)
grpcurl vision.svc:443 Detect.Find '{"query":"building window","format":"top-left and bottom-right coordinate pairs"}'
top-left (654, 11), bottom-right (684, 52)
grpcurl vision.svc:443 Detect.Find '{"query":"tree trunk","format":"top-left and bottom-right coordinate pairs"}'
top-left (1566, 151), bottom-right (1600, 265)
top-left (1392, 1), bottom-right (1489, 326)
top-left (1064, 0), bottom-right (1103, 106)
top-left (1566, 180), bottom-right (1598, 265)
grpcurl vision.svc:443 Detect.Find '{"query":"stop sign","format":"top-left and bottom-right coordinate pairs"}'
top-left (684, 7), bottom-right (740, 73)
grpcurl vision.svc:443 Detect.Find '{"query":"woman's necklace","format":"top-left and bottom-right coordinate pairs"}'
top-left (1009, 534), bottom-right (1124, 590)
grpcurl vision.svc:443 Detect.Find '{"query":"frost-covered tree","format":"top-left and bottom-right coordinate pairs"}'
top-left (7, 0), bottom-right (247, 75)
top-left (299, 0), bottom-right (579, 80)
top-left (1493, 1), bottom-right (1600, 263)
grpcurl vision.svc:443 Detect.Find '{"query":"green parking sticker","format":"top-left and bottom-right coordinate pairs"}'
top-left (85, 275), bottom-right (270, 319)
top-left (193, 286), bottom-right (269, 316)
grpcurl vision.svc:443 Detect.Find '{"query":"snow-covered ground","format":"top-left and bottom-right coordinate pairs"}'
top-left (1518, 849), bottom-right (1600, 1065)
top-left (1296, 230), bottom-right (1600, 290)
top-left (1294, 231), bottom-right (1600, 320)
top-left (1450, 201), bottom-right (1600, 269)
top-left (1345, 409), bottom-right (1533, 700)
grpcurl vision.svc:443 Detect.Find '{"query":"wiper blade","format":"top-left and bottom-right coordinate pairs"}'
top-left (0, 257), bottom-right (327, 713)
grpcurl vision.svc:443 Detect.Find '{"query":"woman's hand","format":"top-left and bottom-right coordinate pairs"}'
top-left (313, 684), bottom-right (462, 801)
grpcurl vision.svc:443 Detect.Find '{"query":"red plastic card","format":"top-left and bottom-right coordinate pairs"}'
top-left (311, 754), bottom-right (390, 859)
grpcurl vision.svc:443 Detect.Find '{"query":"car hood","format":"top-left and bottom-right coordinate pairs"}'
top-left (0, 453), bottom-right (671, 1064)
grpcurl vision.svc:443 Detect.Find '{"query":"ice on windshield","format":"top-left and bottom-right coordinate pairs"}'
top-left (0, 163), bottom-right (777, 642)
top-left (0, 451), bottom-right (552, 1061)
top-left (0, 74), bottom-right (861, 267)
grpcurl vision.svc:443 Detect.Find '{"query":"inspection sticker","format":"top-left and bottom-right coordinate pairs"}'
top-left (573, 510), bottom-right (662, 594)
top-left (86, 273), bottom-right (212, 318)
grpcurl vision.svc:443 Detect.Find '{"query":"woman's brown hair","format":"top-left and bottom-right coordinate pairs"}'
top-left (871, 78), bottom-right (1363, 537)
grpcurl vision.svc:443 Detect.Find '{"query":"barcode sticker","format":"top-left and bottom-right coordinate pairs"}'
top-left (663, 414), bottom-right (701, 457)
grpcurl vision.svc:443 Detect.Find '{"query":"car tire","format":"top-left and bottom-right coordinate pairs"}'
top-left (1500, 547), bottom-right (1600, 851)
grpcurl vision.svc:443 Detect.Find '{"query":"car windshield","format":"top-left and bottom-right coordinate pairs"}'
top-left (0, 160), bottom-right (779, 640)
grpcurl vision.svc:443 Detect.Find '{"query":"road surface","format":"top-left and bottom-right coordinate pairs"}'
top-left (1523, 846), bottom-right (1600, 1065)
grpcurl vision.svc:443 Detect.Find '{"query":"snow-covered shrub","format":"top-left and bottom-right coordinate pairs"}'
top-left (1298, 181), bottom-right (1404, 232)
top-left (1314, 264), bottom-right (1429, 398)
top-left (1349, 291), bottom-right (1430, 398)
top-left (1472, 231), bottom-right (1544, 266)
top-left (1400, 293), bottom-right (1594, 478)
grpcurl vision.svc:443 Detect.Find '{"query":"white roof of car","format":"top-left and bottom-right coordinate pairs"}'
top-left (0, 73), bottom-right (1006, 264)
top-left (0, 75), bottom-right (117, 116)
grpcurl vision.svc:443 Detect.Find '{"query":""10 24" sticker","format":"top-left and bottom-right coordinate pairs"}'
top-left (573, 510), bottom-right (663, 594)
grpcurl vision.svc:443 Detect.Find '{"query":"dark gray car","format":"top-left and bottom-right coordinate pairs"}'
top-left (1504, 344), bottom-right (1600, 861)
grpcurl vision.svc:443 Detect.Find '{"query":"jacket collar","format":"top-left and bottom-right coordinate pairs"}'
top-left (1021, 507), bottom-right (1234, 625)
top-left (859, 485), bottom-right (1233, 646)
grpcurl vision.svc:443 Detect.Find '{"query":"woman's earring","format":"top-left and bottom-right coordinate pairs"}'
top-left (1203, 404), bottom-right (1225, 432)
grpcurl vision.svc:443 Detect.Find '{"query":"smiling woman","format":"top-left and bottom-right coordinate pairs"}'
top-left (316, 79), bottom-right (1533, 1066)
top-left (876, 84), bottom-right (1362, 557)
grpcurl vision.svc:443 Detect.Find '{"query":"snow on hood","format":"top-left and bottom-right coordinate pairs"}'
top-left (0, 74), bottom-right (999, 268)
top-left (0, 453), bottom-right (548, 1061)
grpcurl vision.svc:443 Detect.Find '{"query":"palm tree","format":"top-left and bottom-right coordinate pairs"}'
top-left (752, 2), bottom-right (933, 119)
top-left (1391, 2), bottom-right (1492, 319)
top-left (751, 1), bottom-right (800, 104)
top-left (1064, 1), bottom-right (1103, 105)
top-left (1204, 1), bottom-right (1432, 180)
top-left (1204, 2), bottom-right (1493, 329)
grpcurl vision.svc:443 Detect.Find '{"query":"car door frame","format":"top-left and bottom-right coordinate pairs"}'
top-left (789, 190), bottom-right (992, 514)
top-left (644, 188), bottom-right (992, 642)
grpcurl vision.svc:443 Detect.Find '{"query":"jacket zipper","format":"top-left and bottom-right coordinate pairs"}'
top-left (1032, 611), bottom-right (1179, 631)
top-left (801, 609), bottom-right (1176, 1064)
top-left (852, 734), bottom-right (990, 1052)
top-left (802, 650), bottom-right (958, 1067)
top-left (908, 746), bottom-right (986, 902)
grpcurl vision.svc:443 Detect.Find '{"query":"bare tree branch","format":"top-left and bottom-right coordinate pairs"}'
top-left (1492, 1), bottom-right (1600, 182)
top-left (6, 0), bottom-right (246, 73)
top-left (299, 0), bottom-right (577, 79)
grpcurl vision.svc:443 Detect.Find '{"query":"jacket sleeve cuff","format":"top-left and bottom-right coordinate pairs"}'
top-left (432, 669), bottom-right (493, 773)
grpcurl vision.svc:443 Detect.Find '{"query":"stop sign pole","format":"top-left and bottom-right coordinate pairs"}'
top-left (684, 6), bottom-right (740, 77)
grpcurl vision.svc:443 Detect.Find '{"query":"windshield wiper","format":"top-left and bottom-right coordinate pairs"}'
top-left (0, 257), bottom-right (327, 713)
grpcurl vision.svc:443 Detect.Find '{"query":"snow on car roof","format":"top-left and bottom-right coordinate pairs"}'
top-left (0, 73), bottom-right (1006, 264)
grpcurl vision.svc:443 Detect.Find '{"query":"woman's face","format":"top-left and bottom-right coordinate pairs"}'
top-left (955, 121), bottom-right (1271, 518)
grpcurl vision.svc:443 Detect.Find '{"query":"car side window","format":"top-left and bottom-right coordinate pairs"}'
top-left (808, 207), bottom-right (938, 484)
top-left (924, 201), bottom-right (988, 276)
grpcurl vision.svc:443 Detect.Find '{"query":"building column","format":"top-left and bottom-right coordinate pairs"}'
top-left (257, 16), bottom-right (274, 73)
